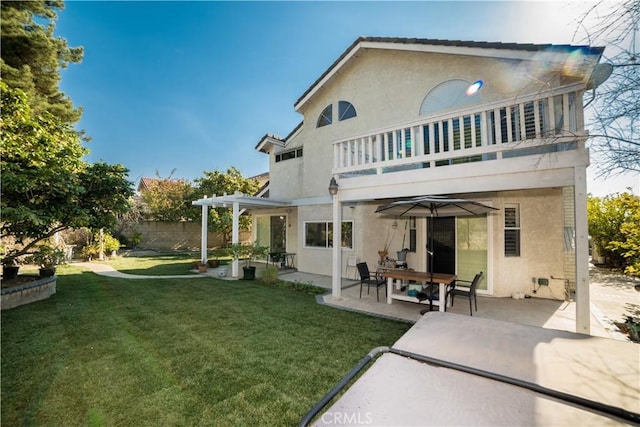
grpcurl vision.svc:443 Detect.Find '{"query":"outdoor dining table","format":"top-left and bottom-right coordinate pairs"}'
top-left (379, 268), bottom-right (457, 311)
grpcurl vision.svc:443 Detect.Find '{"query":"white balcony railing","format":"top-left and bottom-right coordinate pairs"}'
top-left (333, 84), bottom-right (586, 177)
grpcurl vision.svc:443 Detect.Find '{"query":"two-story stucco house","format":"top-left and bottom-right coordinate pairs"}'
top-left (194, 37), bottom-right (605, 334)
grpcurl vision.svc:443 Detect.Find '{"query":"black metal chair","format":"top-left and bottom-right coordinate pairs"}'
top-left (268, 252), bottom-right (282, 268)
top-left (356, 262), bottom-right (387, 302)
top-left (446, 271), bottom-right (483, 316)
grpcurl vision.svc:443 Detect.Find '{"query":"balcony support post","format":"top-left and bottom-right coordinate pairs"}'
top-left (574, 165), bottom-right (590, 335)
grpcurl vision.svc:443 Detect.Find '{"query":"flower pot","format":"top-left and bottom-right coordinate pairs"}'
top-left (39, 267), bottom-right (56, 278)
top-left (207, 259), bottom-right (220, 268)
top-left (217, 268), bottom-right (228, 277)
top-left (242, 266), bottom-right (256, 280)
top-left (3, 265), bottom-right (20, 280)
top-left (197, 264), bottom-right (208, 273)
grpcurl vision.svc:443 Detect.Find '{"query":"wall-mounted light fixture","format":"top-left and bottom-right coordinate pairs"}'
top-left (328, 177), bottom-right (339, 196)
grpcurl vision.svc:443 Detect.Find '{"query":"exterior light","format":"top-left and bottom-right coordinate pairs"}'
top-left (328, 177), bottom-right (339, 196)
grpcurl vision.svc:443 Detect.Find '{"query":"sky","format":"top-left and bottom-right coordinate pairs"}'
top-left (55, 0), bottom-right (639, 196)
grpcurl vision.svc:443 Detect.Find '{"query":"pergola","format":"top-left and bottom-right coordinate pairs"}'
top-left (192, 192), bottom-right (291, 278)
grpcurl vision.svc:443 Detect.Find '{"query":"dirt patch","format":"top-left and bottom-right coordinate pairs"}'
top-left (1, 275), bottom-right (39, 289)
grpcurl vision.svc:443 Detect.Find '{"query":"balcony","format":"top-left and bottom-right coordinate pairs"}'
top-left (332, 84), bottom-right (588, 185)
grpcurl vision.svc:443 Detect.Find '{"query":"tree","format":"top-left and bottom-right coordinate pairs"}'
top-left (140, 172), bottom-right (197, 221)
top-left (194, 167), bottom-right (260, 246)
top-left (577, 0), bottom-right (640, 176)
top-left (1, 0), bottom-right (84, 123)
top-left (0, 82), bottom-right (133, 263)
top-left (587, 192), bottom-right (640, 276)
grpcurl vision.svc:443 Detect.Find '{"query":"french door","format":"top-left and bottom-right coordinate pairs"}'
top-left (256, 215), bottom-right (287, 252)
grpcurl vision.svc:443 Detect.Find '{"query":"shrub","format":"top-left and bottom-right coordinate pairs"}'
top-left (259, 265), bottom-right (279, 285)
top-left (27, 245), bottom-right (66, 268)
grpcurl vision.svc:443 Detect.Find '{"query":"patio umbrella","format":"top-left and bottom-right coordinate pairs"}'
top-left (375, 195), bottom-right (498, 312)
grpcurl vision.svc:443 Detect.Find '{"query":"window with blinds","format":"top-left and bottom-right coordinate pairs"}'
top-left (504, 204), bottom-right (521, 257)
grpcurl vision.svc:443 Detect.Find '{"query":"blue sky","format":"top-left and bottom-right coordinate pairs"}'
top-left (56, 1), bottom-right (639, 195)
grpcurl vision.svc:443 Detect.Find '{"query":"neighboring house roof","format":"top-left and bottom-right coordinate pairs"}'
top-left (294, 36), bottom-right (606, 111)
top-left (248, 172), bottom-right (270, 197)
top-left (137, 177), bottom-right (162, 193)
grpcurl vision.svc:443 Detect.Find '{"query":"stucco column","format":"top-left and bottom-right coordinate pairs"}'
top-left (332, 193), bottom-right (342, 298)
top-left (201, 199), bottom-right (208, 265)
top-left (574, 166), bottom-right (590, 335)
top-left (232, 200), bottom-right (240, 278)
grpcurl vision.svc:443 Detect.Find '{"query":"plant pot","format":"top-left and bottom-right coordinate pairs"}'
top-left (197, 264), bottom-right (208, 273)
top-left (207, 259), bottom-right (220, 268)
top-left (39, 267), bottom-right (56, 278)
top-left (3, 265), bottom-right (20, 280)
top-left (242, 266), bottom-right (256, 280)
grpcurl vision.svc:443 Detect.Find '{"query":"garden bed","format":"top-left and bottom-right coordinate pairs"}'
top-left (1, 275), bottom-right (57, 310)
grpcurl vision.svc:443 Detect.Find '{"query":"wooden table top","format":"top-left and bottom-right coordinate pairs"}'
top-left (379, 269), bottom-right (456, 284)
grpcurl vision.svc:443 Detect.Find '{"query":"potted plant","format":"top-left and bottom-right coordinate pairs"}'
top-left (197, 262), bottom-right (208, 273)
top-left (230, 242), bottom-right (268, 280)
top-left (208, 248), bottom-right (229, 268)
top-left (2, 250), bottom-right (22, 280)
top-left (28, 245), bottom-right (66, 278)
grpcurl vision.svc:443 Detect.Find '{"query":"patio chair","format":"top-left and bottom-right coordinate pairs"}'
top-left (268, 252), bottom-right (283, 268)
top-left (357, 262), bottom-right (387, 302)
top-left (446, 271), bottom-right (483, 316)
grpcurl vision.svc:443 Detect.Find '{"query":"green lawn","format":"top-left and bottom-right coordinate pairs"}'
top-left (1, 262), bottom-right (411, 426)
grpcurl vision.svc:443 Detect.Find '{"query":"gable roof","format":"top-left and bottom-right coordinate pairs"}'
top-left (294, 36), bottom-right (606, 111)
top-left (137, 177), bottom-right (162, 193)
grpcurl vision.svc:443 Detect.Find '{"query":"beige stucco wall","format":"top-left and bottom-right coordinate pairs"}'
top-left (490, 188), bottom-right (566, 299)
top-left (270, 48), bottom-right (578, 202)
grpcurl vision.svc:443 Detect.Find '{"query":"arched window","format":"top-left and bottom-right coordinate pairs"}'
top-left (420, 79), bottom-right (484, 116)
top-left (317, 104), bottom-right (333, 127)
top-left (338, 101), bottom-right (357, 121)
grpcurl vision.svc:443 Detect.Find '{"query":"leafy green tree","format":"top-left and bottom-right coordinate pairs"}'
top-left (588, 192), bottom-right (640, 275)
top-left (0, 82), bottom-right (133, 262)
top-left (1, 0), bottom-right (83, 123)
top-left (194, 167), bottom-right (260, 246)
top-left (140, 173), bottom-right (197, 222)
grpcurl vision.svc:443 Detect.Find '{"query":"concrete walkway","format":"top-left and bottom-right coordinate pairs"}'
top-left (74, 262), bottom-right (208, 279)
